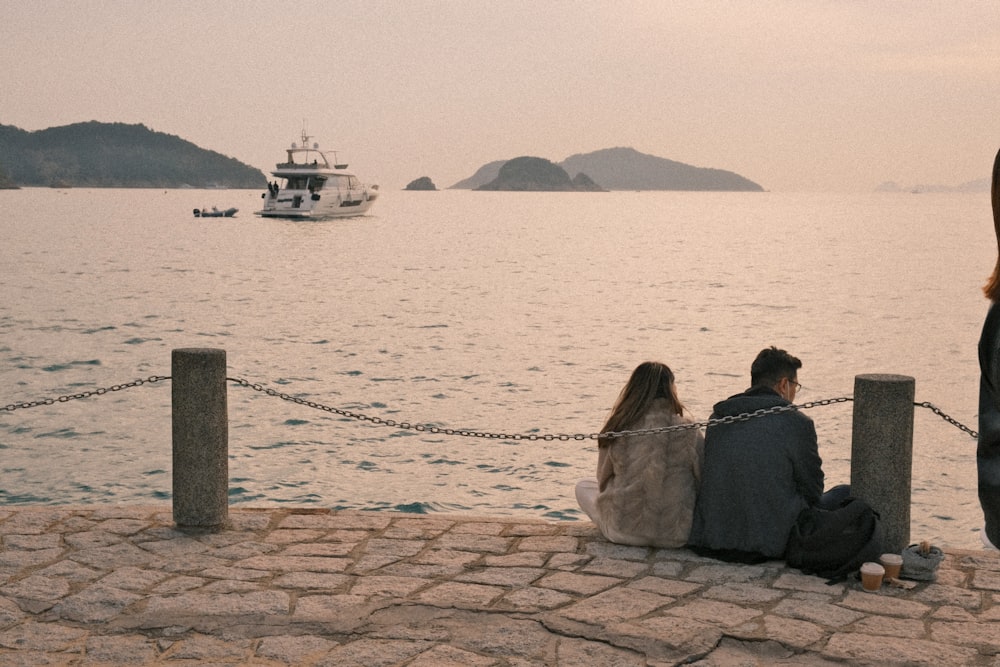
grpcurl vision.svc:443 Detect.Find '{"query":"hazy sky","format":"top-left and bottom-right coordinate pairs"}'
top-left (3, 1), bottom-right (999, 191)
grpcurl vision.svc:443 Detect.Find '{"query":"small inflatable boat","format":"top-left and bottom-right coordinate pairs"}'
top-left (194, 207), bottom-right (238, 218)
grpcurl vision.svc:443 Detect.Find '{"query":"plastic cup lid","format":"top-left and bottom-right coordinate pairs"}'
top-left (860, 562), bottom-right (885, 574)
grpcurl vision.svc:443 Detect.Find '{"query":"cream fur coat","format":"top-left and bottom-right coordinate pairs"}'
top-left (595, 399), bottom-right (704, 548)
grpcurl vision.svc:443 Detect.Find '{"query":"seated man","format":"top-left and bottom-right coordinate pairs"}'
top-left (688, 346), bottom-right (844, 563)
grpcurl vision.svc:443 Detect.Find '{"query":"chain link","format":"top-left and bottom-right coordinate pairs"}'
top-left (915, 401), bottom-right (978, 440)
top-left (2, 376), bottom-right (170, 412)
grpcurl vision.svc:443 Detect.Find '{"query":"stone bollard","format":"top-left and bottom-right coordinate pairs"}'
top-left (851, 374), bottom-right (915, 553)
top-left (172, 348), bottom-right (228, 529)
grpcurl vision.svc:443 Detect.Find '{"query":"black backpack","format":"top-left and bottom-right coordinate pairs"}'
top-left (785, 497), bottom-right (884, 583)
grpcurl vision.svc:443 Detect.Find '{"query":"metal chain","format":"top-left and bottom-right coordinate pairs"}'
top-left (2, 376), bottom-right (981, 442)
top-left (229, 377), bottom-right (594, 441)
top-left (229, 378), bottom-right (854, 441)
top-left (1, 376), bottom-right (171, 412)
top-left (915, 401), bottom-right (978, 439)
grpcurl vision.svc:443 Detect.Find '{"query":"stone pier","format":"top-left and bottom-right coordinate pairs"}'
top-left (2, 507), bottom-right (999, 666)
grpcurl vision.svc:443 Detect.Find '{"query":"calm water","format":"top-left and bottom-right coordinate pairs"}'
top-left (0, 187), bottom-right (994, 548)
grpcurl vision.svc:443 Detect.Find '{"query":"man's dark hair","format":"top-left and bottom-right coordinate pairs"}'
top-left (750, 346), bottom-right (802, 388)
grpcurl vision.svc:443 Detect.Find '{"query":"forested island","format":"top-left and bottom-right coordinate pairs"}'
top-left (0, 122), bottom-right (265, 188)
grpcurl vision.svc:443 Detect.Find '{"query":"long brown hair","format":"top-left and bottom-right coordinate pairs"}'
top-left (983, 147), bottom-right (1000, 302)
top-left (599, 361), bottom-right (684, 447)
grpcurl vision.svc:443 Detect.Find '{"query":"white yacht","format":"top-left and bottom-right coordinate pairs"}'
top-left (256, 131), bottom-right (378, 219)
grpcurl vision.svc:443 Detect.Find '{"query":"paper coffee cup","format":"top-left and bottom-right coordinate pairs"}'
top-left (880, 553), bottom-right (903, 580)
top-left (860, 562), bottom-right (885, 592)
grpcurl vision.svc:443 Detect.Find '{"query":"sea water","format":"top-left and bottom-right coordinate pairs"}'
top-left (0, 187), bottom-right (994, 548)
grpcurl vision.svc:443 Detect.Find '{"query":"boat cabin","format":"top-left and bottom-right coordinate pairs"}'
top-left (282, 174), bottom-right (363, 193)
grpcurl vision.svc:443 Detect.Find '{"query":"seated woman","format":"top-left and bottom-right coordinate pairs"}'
top-left (575, 361), bottom-right (704, 548)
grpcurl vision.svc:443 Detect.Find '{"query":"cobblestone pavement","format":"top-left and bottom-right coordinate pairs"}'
top-left (1, 507), bottom-right (999, 666)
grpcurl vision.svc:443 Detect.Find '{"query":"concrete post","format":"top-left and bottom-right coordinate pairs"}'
top-left (172, 348), bottom-right (228, 529)
top-left (850, 373), bottom-right (915, 553)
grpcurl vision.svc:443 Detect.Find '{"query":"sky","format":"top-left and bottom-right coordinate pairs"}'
top-left (3, 1), bottom-right (999, 192)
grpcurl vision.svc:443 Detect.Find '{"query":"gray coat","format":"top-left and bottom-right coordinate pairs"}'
top-left (687, 386), bottom-right (824, 559)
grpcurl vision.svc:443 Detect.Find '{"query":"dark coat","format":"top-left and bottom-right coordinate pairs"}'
top-left (687, 386), bottom-right (825, 559)
top-left (979, 301), bottom-right (1000, 547)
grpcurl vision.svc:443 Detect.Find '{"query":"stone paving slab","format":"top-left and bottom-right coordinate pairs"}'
top-left (1, 506), bottom-right (999, 665)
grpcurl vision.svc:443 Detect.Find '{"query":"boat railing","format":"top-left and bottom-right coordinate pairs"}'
top-left (281, 148), bottom-right (331, 169)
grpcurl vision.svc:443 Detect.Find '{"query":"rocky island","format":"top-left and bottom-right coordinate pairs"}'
top-left (475, 156), bottom-right (604, 192)
top-left (405, 176), bottom-right (437, 191)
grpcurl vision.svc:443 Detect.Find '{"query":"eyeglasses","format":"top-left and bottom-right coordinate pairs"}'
top-left (788, 379), bottom-right (803, 392)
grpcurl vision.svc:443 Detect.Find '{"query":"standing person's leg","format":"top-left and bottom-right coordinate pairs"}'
top-left (979, 379), bottom-right (1000, 549)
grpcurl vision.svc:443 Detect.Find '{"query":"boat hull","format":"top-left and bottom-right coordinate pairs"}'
top-left (256, 191), bottom-right (377, 219)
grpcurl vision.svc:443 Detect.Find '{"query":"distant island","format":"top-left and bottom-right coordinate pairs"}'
top-left (476, 156), bottom-right (604, 192)
top-left (875, 179), bottom-right (990, 194)
top-left (0, 121), bottom-right (266, 188)
top-left (404, 176), bottom-right (437, 191)
top-left (452, 147), bottom-right (763, 192)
